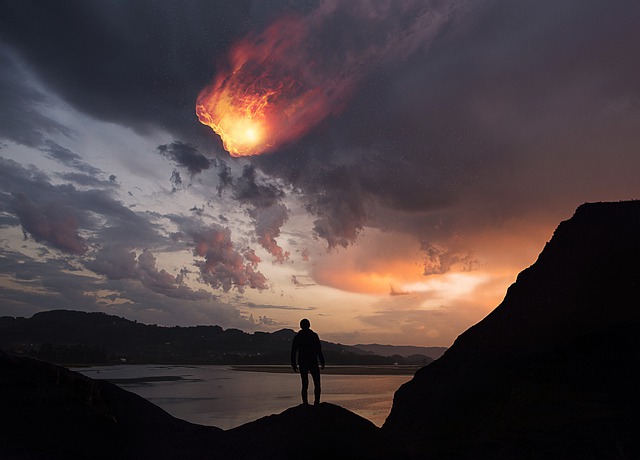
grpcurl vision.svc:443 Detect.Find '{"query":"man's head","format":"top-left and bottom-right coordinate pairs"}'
top-left (300, 318), bottom-right (310, 330)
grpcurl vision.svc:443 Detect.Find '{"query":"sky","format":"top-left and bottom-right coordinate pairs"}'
top-left (0, 0), bottom-right (639, 347)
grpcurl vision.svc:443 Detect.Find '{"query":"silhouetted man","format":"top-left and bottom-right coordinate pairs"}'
top-left (291, 318), bottom-right (325, 405)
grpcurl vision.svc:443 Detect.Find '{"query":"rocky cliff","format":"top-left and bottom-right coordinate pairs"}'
top-left (384, 201), bottom-right (640, 459)
top-left (0, 350), bottom-right (222, 459)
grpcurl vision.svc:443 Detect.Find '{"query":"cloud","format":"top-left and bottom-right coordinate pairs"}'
top-left (86, 246), bottom-right (213, 301)
top-left (252, 0), bottom-right (640, 256)
top-left (40, 140), bottom-right (102, 176)
top-left (251, 203), bottom-right (290, 263)
top-left (291, 275), bottom-right (316, 288)
top-left (242, 301), bottom-right (316, 311)
top-left (0, 156), bottom-right (166, 252)
top-left (0, 248), bottom-right (260, 329)
top-left (157, 141), bottom-right (212, 176)
top-left (12, 192), bottom-right (87, 255)
top-left (227, 165), bottom-right (290, 262)
top-left (57, 172), bottom-right (118, 189)
top-left (188, 224), bottom-right (268, 292)
top-left (0, 46), bottom-right (72, 147)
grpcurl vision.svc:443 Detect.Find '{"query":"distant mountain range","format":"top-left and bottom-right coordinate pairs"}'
top-left (354, 344), bottom-right (447, 360)
top-left (0, 310), bottom-right (439, 366)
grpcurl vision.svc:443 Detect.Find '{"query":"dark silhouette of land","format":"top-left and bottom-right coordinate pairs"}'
top-left (384, 201), bottom-right (640, 458)
top-left (0, 310), bottom-right (435, 367)
top-left (2, 200), bottom-right (640, 459)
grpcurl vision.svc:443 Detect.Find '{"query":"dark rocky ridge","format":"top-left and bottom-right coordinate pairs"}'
top-left (384, 201), bottom-right (640, 458)
top-left (0, 350), bottom-right (223, 459)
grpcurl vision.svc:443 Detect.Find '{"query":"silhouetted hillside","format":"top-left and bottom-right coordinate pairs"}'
top-left (0, 350), bottom-right (403, 459)
top-left (217, 403), bottom-right (405, 460)
top-left (0, 310), bottom-right (416, 365)
top-left (384, 201), bottom-right (640, 459)
top-left (354, 344), bottom-right (447, 360)
top-left (0, 350), bottom-right (222, 459)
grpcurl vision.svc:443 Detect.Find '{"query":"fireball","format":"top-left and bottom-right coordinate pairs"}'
top-left (196, 16), bottom-right (351, 157)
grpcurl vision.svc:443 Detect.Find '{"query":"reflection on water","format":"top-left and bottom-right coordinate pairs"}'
top-left (76, 365), bottom-right (411, 429)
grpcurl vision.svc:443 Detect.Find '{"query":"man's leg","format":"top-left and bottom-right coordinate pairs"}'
top-left (300, 368), bottom-right (309, 405)
top-left (310, 366), bottom-right (321, 405)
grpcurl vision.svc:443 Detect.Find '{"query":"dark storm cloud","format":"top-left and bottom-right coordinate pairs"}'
top-left (157, 141), bottom-right (212, 175)
top-left (231, 165), bottom-right (284, 208)
top-left (219, 165), bottom-right (291, 262)
top-left (0, 1), bottom-right (254, 138)
top-left (254, 0), bottom-right (640, 253)
top-left (0, 46), bottom-right (72, 147)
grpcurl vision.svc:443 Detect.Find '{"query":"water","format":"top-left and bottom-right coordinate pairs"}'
top-left (76, 365), bottom-right (412, 430)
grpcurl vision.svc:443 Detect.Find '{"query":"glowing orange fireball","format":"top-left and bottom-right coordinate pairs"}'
top-left (196, 16), bottom-right (352, 157)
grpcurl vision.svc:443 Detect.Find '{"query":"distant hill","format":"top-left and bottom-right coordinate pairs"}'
top-left (384, 200), bottom-right (640, 458)
top-left (354, 344), bottom-right (447, 360)
top-left (0, 310), bottom-right (427, 366)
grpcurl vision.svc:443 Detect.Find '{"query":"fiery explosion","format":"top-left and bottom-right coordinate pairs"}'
top-left (196, 16), bottom-right (352, 157)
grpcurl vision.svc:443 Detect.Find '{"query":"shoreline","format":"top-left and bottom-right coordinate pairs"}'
top-left (231, 364), bottom-right (422, 375)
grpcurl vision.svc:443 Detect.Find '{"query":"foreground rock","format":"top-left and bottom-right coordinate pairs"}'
top-left (218, 403), bottom-right (404, 459)
top-left (0, 350), bottom-right (402, 459)
top-left (384, 201), bottom-right (640, 459)
top-left (0, 350), bottom-right (223, 459)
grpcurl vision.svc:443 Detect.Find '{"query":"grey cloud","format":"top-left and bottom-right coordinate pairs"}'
top-left (243, 302), bottom-right (316, 311)
top-left (231, 165), bottom-right (284, 208)
top-left (41, 140), bottom-right (102, 176)
top-left (0, 156), bottom-right (165, 253)
top-left (12, 192), bottom-right (87, 255)
top-left (0, 46), bottom-right (72, 147)
top-left (57, 172), bottom-right (118, 189)
top-left (0, 248), bottom-right (258, 329)
top-left (226, 165), bottom-right (290, 261)
top-left (157, 141), bottom-right (212, 176)
top-left (86, 246), bottom-right (212, 301)
top-left (251, 203), bottom-right (290, 263)
top-left (0, 1), bottom-right (254, 139)
top-left (170, 170), bottom-right (183, 192)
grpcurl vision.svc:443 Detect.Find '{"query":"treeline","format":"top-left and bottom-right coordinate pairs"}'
top-left (0, 310), bottom-right (434, 367)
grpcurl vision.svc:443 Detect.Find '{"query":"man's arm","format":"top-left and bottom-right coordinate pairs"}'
top-left (290, 335), bottom-right (298, 372)
top-left (316, 334), bottom-right (325, 369)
